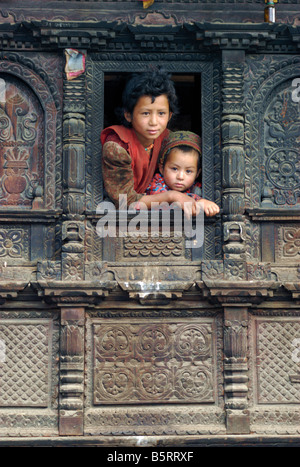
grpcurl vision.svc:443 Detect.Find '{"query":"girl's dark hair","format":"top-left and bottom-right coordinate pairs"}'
top-left (115, 67), bottom-right (178, 127)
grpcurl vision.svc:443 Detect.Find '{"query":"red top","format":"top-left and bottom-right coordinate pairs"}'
top-left (101, 125), bottom-right (169, 195)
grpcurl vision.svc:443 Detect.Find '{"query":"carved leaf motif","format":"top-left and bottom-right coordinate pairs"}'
top-left (283, 227), bottom-right (300, 257)
top-left (175, 325), bottom-right (211, 359)
top-left (0, 229), bottom-right (24, 258)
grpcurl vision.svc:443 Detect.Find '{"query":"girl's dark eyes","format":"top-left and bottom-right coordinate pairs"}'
top-left (141, 111), bottom-right (166, 116)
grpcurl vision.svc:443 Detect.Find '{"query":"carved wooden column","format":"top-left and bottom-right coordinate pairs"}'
top-left (59, 53), bottom-right (87, 435)
top-left (221, 50), bottom-right (250, 433)
top-left (221, 50), bottom-right (246, 280)
top-left (59, 307), bottom-right (85, 435)
top-left (62, 68), bottom-right (86, 281)
top-left (223, 306), bottom-right (249, 434)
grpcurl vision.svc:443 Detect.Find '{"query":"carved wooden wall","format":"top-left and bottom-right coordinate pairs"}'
top-left (0, 0), bottom-right (299, 446)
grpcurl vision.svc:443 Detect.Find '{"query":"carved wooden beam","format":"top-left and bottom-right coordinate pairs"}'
top-left (0, 21), bottom-right (299, 52)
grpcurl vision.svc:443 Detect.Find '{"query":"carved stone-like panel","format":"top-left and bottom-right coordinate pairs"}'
top-left (0, 322), bottom-right (49, 406)
top-left (253, 317), bottom-right (300, 404)
top-left (92, 319), bottom-right (216, 405)
top-left (0, 312), bottom-right (59, 436)
top-left (249, 314), bottom-right (300, 435)
top-left (0, 317), bottom-right (58, 407)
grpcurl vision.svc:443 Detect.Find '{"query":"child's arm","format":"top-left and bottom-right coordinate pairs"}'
top-left (102, 141), bottom-right (143, 208)
top-left (197, 198), bottom-right (220, 217)
top-left (139, 190), bottom-right (200, 219)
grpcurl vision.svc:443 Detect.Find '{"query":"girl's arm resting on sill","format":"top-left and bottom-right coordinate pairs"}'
top-left (138, 192), bottom-right (220, 218)
top-left (139, 191), bottom-right (199, 219)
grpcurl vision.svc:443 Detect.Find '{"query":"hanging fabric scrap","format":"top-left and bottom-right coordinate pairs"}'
top-left (138, 0), bottom-right (154, 9)
top-left (64, 49), bottom-right (86, 80)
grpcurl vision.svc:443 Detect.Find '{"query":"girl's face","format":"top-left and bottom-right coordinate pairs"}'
top-left (124, 94), bottom-right (172, 148)
top-left (159, 148), bottom-right (200, 192)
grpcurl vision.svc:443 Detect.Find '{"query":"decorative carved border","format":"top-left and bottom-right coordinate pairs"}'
top-left (0, 55), bottom-right (61, 210)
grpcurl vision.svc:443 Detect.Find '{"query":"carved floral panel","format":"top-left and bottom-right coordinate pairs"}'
top-left (92, 319), bottom-right (216, 405)
top-left (275, 224), bottom-right (300, 263)
top-left (0, 226), bottom-right (29, 261)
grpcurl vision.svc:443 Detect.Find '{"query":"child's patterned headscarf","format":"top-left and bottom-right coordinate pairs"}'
top-left (159, 131), bottom-right (202, 167)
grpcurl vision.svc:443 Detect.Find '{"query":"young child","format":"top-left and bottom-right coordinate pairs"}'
top-left (146, 131), bottom-right (220, 217)
top-left (101, 69), bottom-right (201, 216)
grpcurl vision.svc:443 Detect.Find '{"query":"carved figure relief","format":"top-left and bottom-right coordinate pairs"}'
top-left (0, 74), bottom-right (44, 206)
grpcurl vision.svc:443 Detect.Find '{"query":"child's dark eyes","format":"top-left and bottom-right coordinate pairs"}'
top-left (170, 167), bottom-right (193, 173)
top-left (141, 111), bottom-right (166, 116)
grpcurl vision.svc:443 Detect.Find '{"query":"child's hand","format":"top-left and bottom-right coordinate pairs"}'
top-left (197, 199), bottom-right (220, 217)
top-left (168, 191), bottom-right (199, 219)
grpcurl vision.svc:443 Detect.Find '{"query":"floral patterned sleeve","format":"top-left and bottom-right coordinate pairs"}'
top-left (102, 141), bottom-right (143, 208)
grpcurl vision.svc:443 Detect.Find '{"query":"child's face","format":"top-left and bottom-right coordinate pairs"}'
top-left (124, 94), bottom-right (171, 148)
top-left (159, 148), bottom-right (200, 193)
